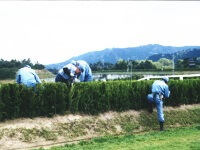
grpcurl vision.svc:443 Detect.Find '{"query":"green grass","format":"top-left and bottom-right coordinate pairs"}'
top-left (0, 69), bottom-right (55, 84)
top-left (39, 125), bottom-right (200, 150)
top-left (35, 69), bottom-right (55, 79)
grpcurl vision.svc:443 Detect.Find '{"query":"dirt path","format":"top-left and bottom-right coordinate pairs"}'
top-left (0, 104), bottom-right (200, 150)
top-left (0, 114), bottom-right (90, 150)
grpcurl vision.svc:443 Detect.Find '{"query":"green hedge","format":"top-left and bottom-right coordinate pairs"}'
top-left (69, 81), bottom-right (150, 114)
top-left (70, 80), bottom-right (200, 114)
top-left (166, 80), bottom-right (200, 106)
top-left (0, 83), bottom-right (69, 121)
top-left (0, 79), bottom-right (200, 121)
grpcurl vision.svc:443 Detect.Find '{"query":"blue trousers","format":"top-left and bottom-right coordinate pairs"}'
top-left (147, 94), bottom-right (164, 122)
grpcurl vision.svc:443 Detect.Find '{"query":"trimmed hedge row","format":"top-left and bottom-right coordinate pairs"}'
top-left (0, 79), bottom-right (200, 121)
top-left (166, 80), bottom-right (200, 106)
top-left (69, 80), bottom-right (200, 114)
top-left (0, 83), bottom-right (69, 121)
top-left (69, 81), bottom-right (152, 114)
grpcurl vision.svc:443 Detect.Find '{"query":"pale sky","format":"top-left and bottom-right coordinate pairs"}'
top-left (0, 1), bottom-right (200, 65)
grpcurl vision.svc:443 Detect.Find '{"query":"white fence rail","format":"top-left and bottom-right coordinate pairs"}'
top-left (137, 74), bottom-right (200, 81)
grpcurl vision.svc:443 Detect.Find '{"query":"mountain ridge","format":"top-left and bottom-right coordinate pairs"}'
top-left (46, 44), bottom-right (200, 70)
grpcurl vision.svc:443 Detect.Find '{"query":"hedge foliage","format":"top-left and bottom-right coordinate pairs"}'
top-left (68, 79), bottom-right (200, 114)
top-left (0, 79), bottom-right (200, 121)
top-left (0, 83), bottom-right (69, 121)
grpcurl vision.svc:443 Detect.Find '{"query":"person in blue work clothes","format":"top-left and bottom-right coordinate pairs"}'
top-left (16, 65), bottom-right (41, 87)
top-left (55, 63), bottom-right (83, 84)
top-left (71, 60), bottom-right (93, 82)
top-left (147, 76), bottom-right (170, 131)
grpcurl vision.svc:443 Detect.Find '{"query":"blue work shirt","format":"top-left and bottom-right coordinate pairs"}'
top-left (151, 80), bottom-right (170, 98)
top-left (16, 66), bottom-right (41, 87)
top-left (72, 60), bottom-right (93, 82)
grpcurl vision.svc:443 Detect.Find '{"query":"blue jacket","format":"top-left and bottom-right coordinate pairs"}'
top-left (151, 80), bottom-right (170, 98)
top-left (16, 66), bottom-right (41, 87)
top-left (71, 60), bottom-right (93, 82)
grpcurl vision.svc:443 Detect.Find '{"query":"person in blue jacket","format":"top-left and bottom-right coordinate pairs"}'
top-left (55, 63), bottom-right (83, 84)
top-left (71, 60), bottom-right (93, 82)
top-left (147, 76), bottom-right (170, 131)
top-left (16, 65), bottom-right (41, 87)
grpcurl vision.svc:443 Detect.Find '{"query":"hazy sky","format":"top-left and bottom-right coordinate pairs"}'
top-left (0, 1), bottom-right (200, 65)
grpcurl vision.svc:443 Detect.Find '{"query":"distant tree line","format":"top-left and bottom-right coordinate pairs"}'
top-left (0, 58), bottom-right (45, 80)
top-left (89, 57), bottom-right (200, 71)
top-left (0, 58), bottom-right (45, 69)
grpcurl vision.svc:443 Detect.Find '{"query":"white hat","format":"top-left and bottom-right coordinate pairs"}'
top-left (162, 76), bottom-right (169, 83)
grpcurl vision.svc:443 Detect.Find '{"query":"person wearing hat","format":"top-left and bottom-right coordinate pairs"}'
top-left (71, 60), bottom-right (93, 82)
top-left (147, 76), bottom-right (170, 131)
top-left (16, 65), bottom-right (41, 87)
top-left (55, 63), bottom-right (82, 84)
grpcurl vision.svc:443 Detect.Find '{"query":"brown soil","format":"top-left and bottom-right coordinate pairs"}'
top-left (0, 104), bottom-right (199, 150)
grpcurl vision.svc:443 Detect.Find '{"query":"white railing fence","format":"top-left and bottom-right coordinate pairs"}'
top-left (137, 74), bottom-right (200, 81)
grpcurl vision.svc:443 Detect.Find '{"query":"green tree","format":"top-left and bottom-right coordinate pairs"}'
top-left (175, 59), bottom-right (183, 68)
top-left (136, 60), bottom-right (156, 69)
top-left (144, 60), bottom-right (156, 69)
top-left (33, 62), bottom-right (45, 69)
top-left (115, 59), bottom-right (127, 70)
top-left (21, 58), bottom-right (33, 68)
top-left (131, 60), bottom-right (139, 69)
top-left (153, 62), bottom-right (162, 69)
top-left (158, 58), bottom-right (173, 66)
top-left (182, 58), bottom-right (189, 68)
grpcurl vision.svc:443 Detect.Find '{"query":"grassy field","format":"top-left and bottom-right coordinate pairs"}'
top-left (0, 69), bottom-right (55, 84)
top-left (38, 125), bottom-right (200, 150)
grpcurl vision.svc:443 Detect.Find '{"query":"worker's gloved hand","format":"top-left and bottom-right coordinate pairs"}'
top-left (74, 78), bottom-right (80, 83)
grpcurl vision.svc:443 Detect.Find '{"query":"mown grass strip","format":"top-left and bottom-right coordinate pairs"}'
top-left (38, 125), bottom-right (200, 150)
